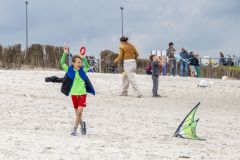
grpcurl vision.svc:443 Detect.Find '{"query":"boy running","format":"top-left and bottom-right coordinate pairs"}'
top-left (60, 45), bottom-right (95, 136)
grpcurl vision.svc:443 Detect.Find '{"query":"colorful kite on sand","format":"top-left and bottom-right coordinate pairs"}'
top-left (174, 102), bottom-right (205, 140)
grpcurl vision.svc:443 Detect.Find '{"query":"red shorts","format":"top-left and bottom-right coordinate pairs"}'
top-left (71, 95), bottom-right (87, 109)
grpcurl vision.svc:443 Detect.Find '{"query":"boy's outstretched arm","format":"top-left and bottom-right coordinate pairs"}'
top-left (60, 52), bottom-right (69, 72)
top-left (82, 57), bottom-right (90, 73)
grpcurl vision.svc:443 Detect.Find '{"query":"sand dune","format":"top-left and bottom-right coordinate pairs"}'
top-left (0, 70), bottom-right (240, 160)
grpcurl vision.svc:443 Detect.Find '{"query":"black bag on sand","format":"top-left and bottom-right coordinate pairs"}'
top-left (45, 76), bottom-right (63, 83)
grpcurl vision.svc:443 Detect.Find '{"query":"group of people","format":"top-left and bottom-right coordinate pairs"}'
top-left (59, 38), bottom-right (204, 136)
top-left (60, 37), bottom-right (144, 136)
top-left (146, 42), bottom-right (201, 78)
top-left (219, 52), bottom-right (240, 67)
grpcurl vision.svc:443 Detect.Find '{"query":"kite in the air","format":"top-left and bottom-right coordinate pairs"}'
top-left (174, 102), bottom-right (205, 140)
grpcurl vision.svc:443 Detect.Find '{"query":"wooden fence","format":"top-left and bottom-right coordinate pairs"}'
top-left (0, 44), bottom-right (64, 69)
top-left (0, 44), bottom-right (239, 79)
top-left (201, 66), bottom-right (240, 79)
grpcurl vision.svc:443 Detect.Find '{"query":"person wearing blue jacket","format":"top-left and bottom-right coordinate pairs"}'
top-left (60, 45), bottom-right (95, 136)
top-left (180, 48), bottom-right (190, 77)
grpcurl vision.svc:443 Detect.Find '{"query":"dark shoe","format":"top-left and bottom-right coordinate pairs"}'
top-left (71, 127), bottom-right (77, 136)
top-left (80, 121), bottom-right (86, 135)
top-left (153, 94), bottom-right (161, 97)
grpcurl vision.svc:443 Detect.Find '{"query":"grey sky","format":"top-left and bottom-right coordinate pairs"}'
top-left (1, 0), bottom-right (240, 58)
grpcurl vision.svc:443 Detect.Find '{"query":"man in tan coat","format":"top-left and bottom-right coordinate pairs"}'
top-left (114, 37), bottom-right (142, 98)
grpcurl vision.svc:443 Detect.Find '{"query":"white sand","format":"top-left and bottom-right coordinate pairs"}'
top-left (0, 69), bottom-right (240, 160)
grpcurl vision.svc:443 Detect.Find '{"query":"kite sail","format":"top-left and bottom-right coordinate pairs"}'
top-left (174, 102), bottom-right (204, 140)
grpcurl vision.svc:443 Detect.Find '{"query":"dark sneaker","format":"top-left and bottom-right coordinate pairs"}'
top-left (71, 128), bottom-right (77, 136)
top-left (80, 121), bottom-right (86, 135)
top-left (153, 94), bottom-right (161, 98)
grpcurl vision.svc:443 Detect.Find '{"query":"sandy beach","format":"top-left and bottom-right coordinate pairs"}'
top-left (0, 69), bottom-right (240, 160)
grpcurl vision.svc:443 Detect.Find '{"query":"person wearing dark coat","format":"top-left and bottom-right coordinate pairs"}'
top-left (150, 55), bottom-right (161, 97)
top-left (179, 48), bottom-right (189, 77)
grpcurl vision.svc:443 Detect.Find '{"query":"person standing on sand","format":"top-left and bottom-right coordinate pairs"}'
top-left (189, 52), bottom-right (200, 77)
top-left (179, 48), bottom-right (189, 77)
top-left (60, 45), bottom-right (95, 136)
top-left (160, 55), bottom-right (167, 76)
top-left (167, 42), bottom-right (176, 76)
top-left (150, 55), bottom-right (161, 97)
top-left (114, 37), bottom-right (142, 98)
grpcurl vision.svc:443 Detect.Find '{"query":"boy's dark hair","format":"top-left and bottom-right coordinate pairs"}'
top-left (149, 55), bottom-right (155, 61)
top-left (169, 42), bottom-right (174, 46)
top-left (120, 36), bottom-right (128, 42)
top-left (72, 55), bottom-right (82, 63)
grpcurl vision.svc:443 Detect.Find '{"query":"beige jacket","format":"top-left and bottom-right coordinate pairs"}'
top-left (114, 42), bottom-right (139, 63)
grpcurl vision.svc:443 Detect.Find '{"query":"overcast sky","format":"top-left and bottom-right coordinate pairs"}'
top-left (0, 0), bottom-right (239, 58)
